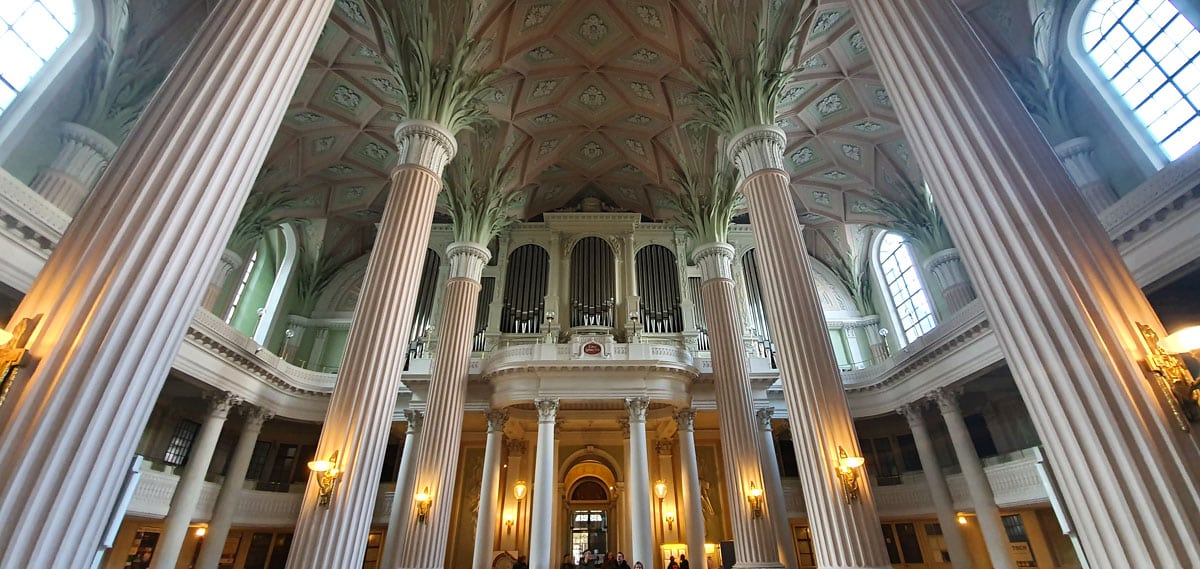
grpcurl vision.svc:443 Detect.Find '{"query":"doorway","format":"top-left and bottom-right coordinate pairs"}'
top-left (570, 510), bottom-right (608, 561)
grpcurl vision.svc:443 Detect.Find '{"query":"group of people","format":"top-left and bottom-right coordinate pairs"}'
top-left (555, 551), bottom-right (692, 569)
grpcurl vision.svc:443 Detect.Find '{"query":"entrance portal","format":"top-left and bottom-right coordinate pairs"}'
top-left (570, 509), bottom-right (608, 562)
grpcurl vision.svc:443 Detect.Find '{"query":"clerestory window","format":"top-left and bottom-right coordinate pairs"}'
top-left (878, 232), bottom-right (936, 344)
top-left (0, 0), bottom-right (76, 115)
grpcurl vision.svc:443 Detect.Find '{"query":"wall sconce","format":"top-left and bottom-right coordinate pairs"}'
top-left (513, 480), bottom-right (528, 503)
top-left (415, 486), bottom-right (433, 523)
top-left (546, 311), bottom-right (556, 325)
top-left (654, 479), bottom-right (667, 507)
top-left (957, 513), bottom-right (969, 525)
top-left (747, 481), bottom-right (763, 518)
top-left (836, 446), bottom-right (866, 504)
top-left (0, 314), bottom-right (40, 409)
top-left (505, 514), bottom-right (515, 534)
top-left (194, 526), bottom-right (207, 538)
top-left (664, 512), bottom-right (675, 530)
top-left (307, 451), bottom-right (342, 507)
top-left (1139, 323), bottom-right (1200, 430)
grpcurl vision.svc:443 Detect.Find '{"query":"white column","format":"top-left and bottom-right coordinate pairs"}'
top-left (756, 408), bottom-right (798, 569)
top-left (152, 392), bottom-right (240, 569)
top-left (921, 249), bottom-right (975, 316)
top-left (932, 389), bottom-right (1013, 569)
top-left (380, 410), bottom-right (424, 569)
top-left (30, 122), bottom-right (118, 215)
top-left (397, 241), bottom-right (492, 569)
top-left (693, 243), bottom-right (786, 569)
top-left (1053, 137), bottom-right (1118, 214)
top-left (473, 410), bottom-right (509, 569)
top-left (626, 397), bottom-right (655, 568)
top-left (0, 3), bottom-right (333, 566)
top-left (849, 2), bottom-right (1200, 567)
top-left (202, 249), bottom-right (243, 312)
top-left (896, 403), bottom-right (972, 569)
top-left (196, 406), bottom-right (273, 569)
top-left (528, 399), bottom-right (560, 569)
top-left (674, 410), bottom-right (707, 566)
top-left (287, 121), bottom-right (457, 569)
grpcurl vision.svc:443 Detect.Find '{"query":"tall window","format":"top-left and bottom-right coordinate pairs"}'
top-left (225, 249), bottom-right (259, 323)
top-left (163, 419), bottom-right (200, 466)
top-left (878, 232), bottom-right (936, 343)
top-left (0, 1), bottom-right (76, 114)
top-left (1081, 0), bottom-right (1200, 159)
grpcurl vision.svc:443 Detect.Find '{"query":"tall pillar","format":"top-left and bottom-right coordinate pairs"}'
top-left (933, 389), bottom-right (1013, 569)
top-left (473, 410), bottom-right (509, 569)
top-left (1053, 137), bottom-right (1118, 214)
top-left (619, 417), bottom-right (633, 554)
top-left (380, 410), bottom-right (424, 569)
top-left (0, 2), bottom-right (333, 565)
top-left (692, 242), bottom-right (785, 568)
top-left (287, 120), bottom-right (458, 569)
top-left (202, 249), bottom-right (243, 312)
top-left (30, 122), bottom-right (117, 215)
top-left (655, 439), bottom-right (679, 545)
top-left (849, 2), bottom-right (1200, 566)
top-left (152, 392), bottom-right (240, 569)
top-left (625, 397), bottom-right (656, 567)
top-left (197, 406), bottom-right (273, 569)
top-left (756, 408), bottom-right (799, 569)
top-left (921, 249), bottom-right (975, 316)
top-left (896, 403), bottom-right (972, 569)
top-left (735, 128), bottom-right (900, 566)
top-left (674, 410), bottom-right (707, 565)
top-left (528, 399), bottom-right (560, 569)
top-left (396, 241), bottom-right (492, 569)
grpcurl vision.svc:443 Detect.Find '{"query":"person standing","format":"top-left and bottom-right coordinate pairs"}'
top-left (513, 555), bottom-right (529, 569)
top-left (679, 553), bottom-right (690, 569)
top-left (614, 552), bottom-right (632, 569)
top-left (667, 555), bottom-right (680, 569)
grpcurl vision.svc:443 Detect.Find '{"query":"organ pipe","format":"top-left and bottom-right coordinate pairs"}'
top-left (405, 249), bottom-right (440, 363)
top-left (742, 249), bottom-right (775, 360)
top-left (570, 237), bottom-right (615, 327)
top-left (500, 245), bottom-right (549, 333)
top-left (636, 245), bottom-right (683, 333)
top-left (688, 276), bottom-right (710, 350)
top-left (473, 276), bottom-right (495, 351)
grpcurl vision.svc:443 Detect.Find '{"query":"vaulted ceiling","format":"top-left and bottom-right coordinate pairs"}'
top-left (249, 0), bottom-right (983, 260)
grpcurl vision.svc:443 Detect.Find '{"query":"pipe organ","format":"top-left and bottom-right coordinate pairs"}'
top-left (473, 277), bottom-right (495, 351)
top-left (408, 249), bottom-right (441, 360)
top-left (501, 244), bottom-right (550, 333)
top-left (688, 276), bottom-right (710, 350)
top-left (569, 237), bottom-right (616, 328)
top-left (635, 245), bottom-right (683, 333)
top-left (741, 249), bottom-right (775, 359)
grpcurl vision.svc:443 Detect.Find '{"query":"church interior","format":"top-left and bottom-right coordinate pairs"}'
top-left (0, 0), bottom-right (1199, 568)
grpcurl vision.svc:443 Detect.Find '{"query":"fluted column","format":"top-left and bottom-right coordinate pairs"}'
top-left (675, 410), bottom-right (707, 565)
top-left (473, 410), bottom-right (509, 569)
top-left (933, 389), bottom-right (1013, 569)
top-left (896, 403), bottom-right (972, 569)
top-left (396, 240), bottom-right (491, 569)
top-left (203, 249), bottom-right (243, 312)
top-left (850, 2), bottom-right (1200, 567)
top-left (728, 126), bottom-right (890, 569)
top-left (381, 410), bottom-right (424, 569)
top-left (1053, 137), bottom-right (1118, 214)
top-left (528, 399), bottom-right (559, 569)
top-left (921, 249), bottom-right (975, 315)
top-left (756, 408), bottom-right (798, 569)
top-left (625, 397), bottom-right (655, 568)
top-left (693, 242), bottom-right (785, 568)
top-left (0, 3), bottom-right (333, 566)
top-left (196, 406), bottom-right (273, 569)
top-left (30, 122), bottom-right (118, 215)
top-left (288, 120), bottom-right (457, 569)
top-left (152, 393), bottom-right (240, 569)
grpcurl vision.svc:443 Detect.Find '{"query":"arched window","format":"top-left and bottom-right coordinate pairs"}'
top-left (1, 1), bottom-right (77, 114)
top-left (1079, 0), bottom-right (1200, 160)
top-left (877, 232), bottom-right (935, 344)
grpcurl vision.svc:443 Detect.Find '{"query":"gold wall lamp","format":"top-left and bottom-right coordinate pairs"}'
top-left (747, 481), bottom-right (764, 518)
top-left (0, 315), bottom-right (41, 409)
top-left (836, 446), bottom-right (866, 504)
top-left (415, 486), bottom-right (433, 523)
top-left (307, 451), bottom-right (342, 507)
top-left (664, 512), bottom-right (675, 530)
top-left (654, 479), bottom-right (668, 507)
top-left (1139, 323), bottom-right (1200, 431)
top-left (504, 513), bottom-right (515, 534)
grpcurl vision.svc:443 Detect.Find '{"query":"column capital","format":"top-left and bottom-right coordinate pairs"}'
top-left (394, 119), bottom-right (457, 174)
top-left (485, 410), bottom-right (509, 433)
top-left (674, 409), bottom-right (696, 432)
top-left (447, 241), bottom-right (492, 281)
top-left (656, 439), bottom-right (674, 456)
top-left (755, 407), bottom-right (775, 432)
top-left (692, 242), bottom-right (735, 282)
top-left (727, 125), bottom-right (787, 178)
top-left (625, 397), bottom-right (650, 423)
top-left (204, 391), bottom-right (241, 418)
top-left (240, 405), bottom-right (274, 429)
top-left (534, 398), bottom-right (560, 423)
top-left (506, 438), bottom-right (527, 457)
top-left (403, 409), bottom-right (424, 434)
top-left (931, 387), bottom-right (964, 415)
top-left (896, 401), bottom-right (928, 428)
